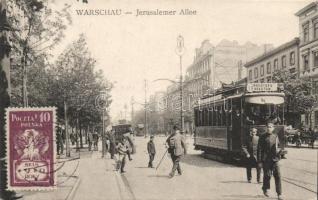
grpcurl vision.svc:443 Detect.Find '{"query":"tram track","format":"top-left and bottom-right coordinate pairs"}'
top-left (282, 176), bottom-right (317, 194)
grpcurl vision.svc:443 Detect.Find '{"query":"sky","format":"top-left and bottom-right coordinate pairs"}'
top-left (50, 0), bottom-right (312, 122)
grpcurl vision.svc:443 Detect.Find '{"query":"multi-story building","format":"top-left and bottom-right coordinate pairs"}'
top-left (185, 39), bottom-right (273, 99)
top-left (165, 80), bottom-right (194, 133)
top-left (295, 2), bottom-right (318, 129)
top-left (149, 91), bottom-right (166, 113)
top-left (244, 38), bottom-right (299, 83)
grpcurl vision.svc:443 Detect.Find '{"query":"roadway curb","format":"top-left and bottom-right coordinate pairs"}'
top-left (66, 177), bottom-right (81, 200)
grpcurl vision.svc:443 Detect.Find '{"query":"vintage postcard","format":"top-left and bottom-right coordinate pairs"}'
top-left (0, 0), bottom-right (317, 199)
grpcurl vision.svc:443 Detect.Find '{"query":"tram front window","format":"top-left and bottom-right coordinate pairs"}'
top-left (245, 103), bottom-right (283, 125)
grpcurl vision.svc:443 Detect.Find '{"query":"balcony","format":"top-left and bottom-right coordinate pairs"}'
top-left (299, 67), bottom-right (318, 78)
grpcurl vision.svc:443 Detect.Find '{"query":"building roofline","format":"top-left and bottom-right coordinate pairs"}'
top-left (295, 2), bottom-right (317, 16)
top-left (244, 38), bottom-right (299, 68)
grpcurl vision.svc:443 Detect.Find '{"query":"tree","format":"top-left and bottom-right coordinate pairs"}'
top-left (8, 0), bottom-right (72, 106)
top-left (47, 34), bottom-right (112, 148)
top-left (272, 69), bottom-right (317, 127)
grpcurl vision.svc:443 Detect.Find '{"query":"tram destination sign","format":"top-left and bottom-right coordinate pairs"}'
top-left (247, 83), bottom-right (278, 92)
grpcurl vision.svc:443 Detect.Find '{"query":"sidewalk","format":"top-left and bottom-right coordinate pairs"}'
top-left (21, 147), bottom-right (81, 200)
top-left (71, 147), bottom-right (133, 200)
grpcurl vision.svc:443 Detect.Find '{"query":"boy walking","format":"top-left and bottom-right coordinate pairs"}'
top-left (147, 135), bottom-right (156, 168)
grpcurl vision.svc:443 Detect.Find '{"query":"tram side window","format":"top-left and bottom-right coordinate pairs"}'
top-left (208, 109), bottom-right (212, 126)
top-left (203, 108), bottom-right (206, 126)
top-left (195, 109), bottom-right (199, 126)
top-left (215, 106), bottom-right (222, 126)
top-left (227, 100), bottom-right (232, 126)
top-left (222, 106), bottom-right (226, 126)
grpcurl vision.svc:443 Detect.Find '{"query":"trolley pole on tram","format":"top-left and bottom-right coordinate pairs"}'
top-left (176, 35), bottom-right (185, 133)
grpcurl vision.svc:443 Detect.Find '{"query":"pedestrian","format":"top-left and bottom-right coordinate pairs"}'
top-left (242, 128), bottom-right (262, 183)
top-left (70, 132), bottom-right (75, 145)
top-left (125, 136), bottom-right (133, 161)
top-left (257, 122), bottom-right (283, 200)
top-left (93, 130), bottom-right (99, 150)
top-left (147, 135), bottom-right (156, 168)
top-left (56, 127), bottom-right (64, 155)
top-left (88, 130), bottom-right (93, 151)
top-left (116, 137), bottom-right (129, 173)
top-left (166, 125), bottom-right (187, 178)
top-left (108, 129), bottom-right (116, 159)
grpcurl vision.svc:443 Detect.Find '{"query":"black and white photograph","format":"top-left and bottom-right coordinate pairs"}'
top-left (0, 0), bottom-right (317, 200)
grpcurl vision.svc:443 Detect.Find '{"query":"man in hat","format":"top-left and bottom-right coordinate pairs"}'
top-left (242, 127), bottom-right (262, 183)
top-left (166, 125), bottom-right (187, 178)
top-left (147, 135), bottom-right (156, 168)
top-left (258, 122), bottom-right (283, 200)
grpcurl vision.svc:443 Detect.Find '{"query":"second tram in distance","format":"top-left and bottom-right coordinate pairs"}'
top-left (193, 83), bottom-right (287, 162)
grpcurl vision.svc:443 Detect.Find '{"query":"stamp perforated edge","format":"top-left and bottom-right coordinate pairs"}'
top-left (5, 107), bottom-right (57, 191)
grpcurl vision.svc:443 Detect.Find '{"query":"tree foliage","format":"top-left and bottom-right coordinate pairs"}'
top-left (47, 34), bottom-right (112, 128)
top-left (272, 69), bottom-right (316, 114)
top-left (8, 0), bottom-right (72, 106)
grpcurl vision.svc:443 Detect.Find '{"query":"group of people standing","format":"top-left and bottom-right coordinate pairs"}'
top-left (242, 122), bottom-right (284, 200)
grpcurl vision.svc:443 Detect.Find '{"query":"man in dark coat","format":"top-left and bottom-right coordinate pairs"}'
top-left (257, 122), bottom-right (283, 200)
top-left (147, 135), bottom-right (156, 168)
top-left (56, 127), bottom-right (64, 155)
top-left (108, 130), bottom-right (116, 159)
top-left (166, 125), bottom-right (187, 178)
top-left (242, 128), bottom-right (261, 183)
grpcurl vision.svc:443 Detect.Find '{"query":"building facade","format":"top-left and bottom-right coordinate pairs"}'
top-left (244, 38), bottom-right (299, 83)
top-left (185, 39), bottom-right (273, 99)
top-left (296, 2), bottom-right (318, 129)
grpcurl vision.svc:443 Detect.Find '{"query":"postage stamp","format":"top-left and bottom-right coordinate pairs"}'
top-left (6, 107), bottom-right (56, 190)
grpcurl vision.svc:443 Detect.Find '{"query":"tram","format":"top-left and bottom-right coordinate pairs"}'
top-left (193, 83), bottom-right (287, 162)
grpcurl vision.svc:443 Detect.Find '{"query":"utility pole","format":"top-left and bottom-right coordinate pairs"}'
top-left (64, 100), bottom-right (70, 157)
top-left (176, 35), bottom-right (185, 133)
top-left (22, 53), bottom-right (28, 107)
top-left (102, 108), bottom-right (106, 158)
top-left (124, 103), bottom-right (128, 121)
top-left (144, 79), bottom-right (148, 137)
top-left (131, 96), bottom-right (134, 126)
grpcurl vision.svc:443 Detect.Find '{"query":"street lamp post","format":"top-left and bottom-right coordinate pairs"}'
top-left (176, 35), bottom-right (185, 133)
top-left (95, 90), bottom-right (108, 158)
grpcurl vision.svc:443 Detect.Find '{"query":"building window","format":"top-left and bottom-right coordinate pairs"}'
top-left (267, 62), bottom-right (271, 74)
top-left (303, 23), bottom-right (309, 42)
top-left (289, 68), bottom-right (296, 74)
top-left (303, 54), bottom-right (309, 71)
top-left (249, 70), bottom-right (252, 80)
top-left (260, 78), bottom-right (264, 83)
top-left (314, 51), bottom-right (318, 68)
top-left (315, 111), bottom-right (318, 127)
top-left (282, 55), bottom-right (286, 68)
top-left (260, 65), bottom-right (264, 76)
top-left (313, 81), bottom-right (318, 95)
top-left (254, 67), bottom-right (258, 79)
top-left (314, 19), bottom-right (318, 39)
top-left (274, 59), bottom-right (278, 71)
top-left (290, 52), bottom-right (295, 65)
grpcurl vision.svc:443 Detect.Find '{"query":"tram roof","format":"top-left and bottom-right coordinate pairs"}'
top-left (195, 92), bottom-right (285, 107)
